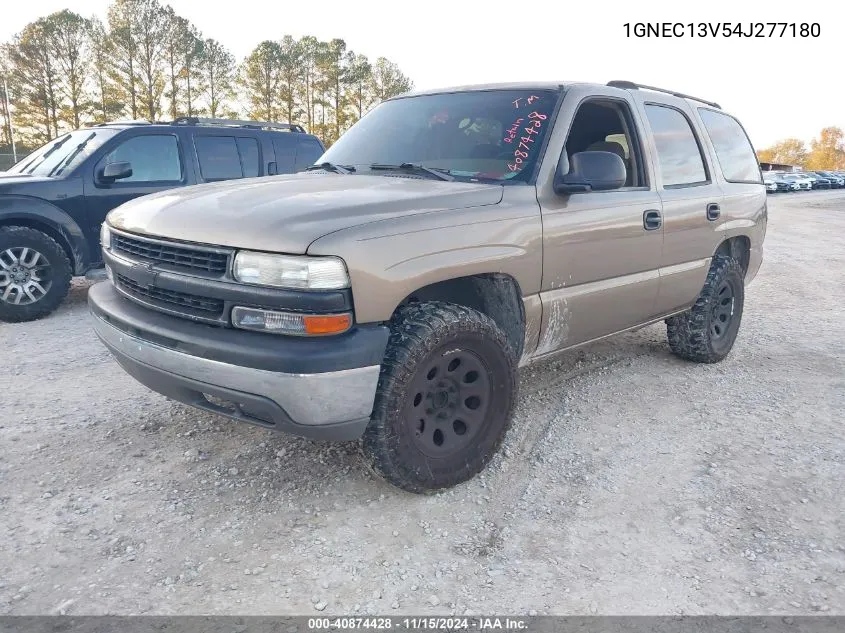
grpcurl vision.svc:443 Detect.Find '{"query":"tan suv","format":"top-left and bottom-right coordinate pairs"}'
top-left (89, 80), bottom-right (767, 493)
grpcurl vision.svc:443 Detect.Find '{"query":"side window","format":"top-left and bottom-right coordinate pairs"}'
top-left (564, 100), bottom-right (645, 188)
top-left (272, 138), bottom-right (297, 174)
top-left (98, 135), bottom-right (182, 183)
top-left (644, 104), bottom-right (708, 188)
top-left (295, 138), bottom-right (324, 172)
top-left (194, 135), bottom-right (242, 181)
top-left (236, 137), bottom-right (260, 178)
top-left (698, 109), bottom-right (761, 183)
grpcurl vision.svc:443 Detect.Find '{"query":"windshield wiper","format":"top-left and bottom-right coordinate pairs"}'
top-left (49, 132), bottom-right (96, 177)
top-left (369, 163), bottom-right (454, 181)
top-left (21, 135), bottom-right (72, 174)
top-left (305, 162), bottom-right (355, 175)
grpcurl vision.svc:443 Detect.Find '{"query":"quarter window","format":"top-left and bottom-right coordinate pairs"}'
top-left (295, 138), bottom-right (325, 172)
top-left (698, 109), bottom-right (761, 183)
top-left (99, 135), bottom-right (182, 183)
top-left (644, 105), bottom-right (708, 187)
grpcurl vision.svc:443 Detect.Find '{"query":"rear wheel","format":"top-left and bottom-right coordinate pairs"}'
top-left (666, 254), bottom-right (744, 363)
top-left (362, 301), bottom-right (517, 494)
top-left (0, 226), bottom-right (72, 323)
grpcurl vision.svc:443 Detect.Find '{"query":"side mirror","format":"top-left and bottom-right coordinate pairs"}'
top-left (267, 161), bottom-right (278, 176)
top-left (554, 151), bottom-right (626, 194)
top-left (100, 161), bottom-right (133, 182)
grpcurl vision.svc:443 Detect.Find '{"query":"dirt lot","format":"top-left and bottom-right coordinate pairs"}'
top-left (1, 190), bottom-right (843, 616)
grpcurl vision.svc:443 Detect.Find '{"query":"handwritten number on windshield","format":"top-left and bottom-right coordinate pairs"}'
top-left (507, 111), bottom-right (548, 172)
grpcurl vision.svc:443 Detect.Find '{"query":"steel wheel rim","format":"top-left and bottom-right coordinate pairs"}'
top-left (405, 348), bottom-right (492, 458)
top-left (710, 279), bottom-right (736, 340)
top-left (0, 247), bottom-right (52, 306)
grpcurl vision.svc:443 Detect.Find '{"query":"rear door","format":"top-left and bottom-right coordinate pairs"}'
top-left (693, 107), bottom-right (766, 275)
top-left (631, 94), bottom-right (726, 315)
top-left (192, 132), bottom-right (263, 183)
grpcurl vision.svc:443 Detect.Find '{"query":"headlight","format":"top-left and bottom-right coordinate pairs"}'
top-left (233, 251), bottom-right (349, 290)
top-left (100, 222), bottom-right (111, 250)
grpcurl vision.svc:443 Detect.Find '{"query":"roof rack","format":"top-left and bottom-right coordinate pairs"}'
top-left (607, 80), bottom-right (721, 109)
top-left (86, 119), bottom-right (153, 127)
top-left (170, 117), bottom-right (306, 133)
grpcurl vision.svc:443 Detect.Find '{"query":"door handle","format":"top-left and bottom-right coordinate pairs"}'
top-left (643, 209), bottom-right (662, 231)
top-left (706, 202), bottom-right (721, 221)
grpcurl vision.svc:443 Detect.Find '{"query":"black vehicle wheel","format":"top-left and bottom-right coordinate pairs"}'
top-left (666, 254), bottom-right (745, 364)
top-left (0, 226), bottom-right (72, 323)
top-left (362, 301), bottom-right (517, 494)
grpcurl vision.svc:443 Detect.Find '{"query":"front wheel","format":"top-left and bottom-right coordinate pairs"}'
top-left (666, 254), bottom-right (745, 364)
top-left (362, 302), bottom-right (517, 494)
top-left (0, 226), bottom-right (72, 323)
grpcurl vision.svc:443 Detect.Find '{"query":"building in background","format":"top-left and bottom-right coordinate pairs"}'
top-left (759, 162), bottom-right (799, 172)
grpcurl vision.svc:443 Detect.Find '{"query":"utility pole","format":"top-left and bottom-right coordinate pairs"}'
top-left (2, 76), bottom-right (16, 164)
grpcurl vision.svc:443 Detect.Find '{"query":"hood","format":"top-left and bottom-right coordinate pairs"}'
top-left (0, 173), bottom-right (58, 191)
top-left (108, 172), bottom-right (503, 254)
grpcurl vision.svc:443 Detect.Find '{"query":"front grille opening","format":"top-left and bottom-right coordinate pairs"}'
top-left (113, 233), bottom-right (229, 275)
top-left (115, 273), bottom-right (224, 318)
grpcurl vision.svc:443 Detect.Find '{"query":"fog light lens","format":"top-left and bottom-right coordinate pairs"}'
top-left (231, 306), bottom-right (351, 336)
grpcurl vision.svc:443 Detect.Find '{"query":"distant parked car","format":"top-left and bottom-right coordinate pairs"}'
top-left (0, 117), bottom-right (325, 322)
top-left (801, 172), bottom-right (829, 189)
top-left (763, 173), bottom-right (790, 192)
top-left (778, 174), bottom-right (804, 191)
top-left (816, 171), bottom-right (844, 188)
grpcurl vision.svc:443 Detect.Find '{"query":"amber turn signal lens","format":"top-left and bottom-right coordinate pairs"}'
top-left (302, 313), bottom-right (352, 335)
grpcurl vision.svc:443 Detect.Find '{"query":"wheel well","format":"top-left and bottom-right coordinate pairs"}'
top-left (394, 274), bottom-right (525, 358)
top-left (0, 218), bottom-right (80, 274)
top-left (715, 236), bottom-right (750, 275)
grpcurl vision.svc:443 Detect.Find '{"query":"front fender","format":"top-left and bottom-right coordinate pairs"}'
top-left (0, 195), bottom-right (90, 274)
top-left (307, 191), bottom-right (543, 324)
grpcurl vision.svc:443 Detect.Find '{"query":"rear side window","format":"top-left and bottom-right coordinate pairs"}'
top-left (644, 104), bottom-right (708, 188)
top-left (295, 137), bottom-right (324, 172)
top-left (236, 137), bottom-right (260, 177)
top-left (194, 136), bottom-right (242, 181)
top-left (698, 109), bottom-right (761, 183)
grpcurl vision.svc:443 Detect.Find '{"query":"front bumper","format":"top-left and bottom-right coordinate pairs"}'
top-left (89, 282), bottom-right (389, 440)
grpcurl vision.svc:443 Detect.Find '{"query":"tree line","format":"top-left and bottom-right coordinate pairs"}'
top-left (0, 0), bottom-right (413, 153)
top-left (756, 127), bottom-right (845, 170)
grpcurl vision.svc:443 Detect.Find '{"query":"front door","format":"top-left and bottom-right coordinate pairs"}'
top-left (534, 87), bottom-right (664, 356)
top-left (83, 132), bottom-right (187, 264)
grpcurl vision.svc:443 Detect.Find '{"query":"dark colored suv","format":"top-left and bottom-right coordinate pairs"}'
top-left (0, 117), bottom-right (324, 322)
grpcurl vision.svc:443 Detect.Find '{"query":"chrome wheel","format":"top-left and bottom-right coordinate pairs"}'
top-left (0, 247), bottom-right (52, 305)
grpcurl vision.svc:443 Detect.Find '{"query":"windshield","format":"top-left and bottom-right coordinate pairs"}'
top-left (7, 129), bottom-right (119, 177)
top-left (318, 89), bottom-right (560, 182)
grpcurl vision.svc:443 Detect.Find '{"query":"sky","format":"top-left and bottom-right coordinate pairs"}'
top-left (3, 0), bottom-right (844, 150)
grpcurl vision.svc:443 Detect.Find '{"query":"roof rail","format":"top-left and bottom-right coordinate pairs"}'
top-left (607, 80), bottom-right (721, 109)
top-left (86, 119), bottom-right (153, 127)
top-left (170, 116), bottom-right (306, 133)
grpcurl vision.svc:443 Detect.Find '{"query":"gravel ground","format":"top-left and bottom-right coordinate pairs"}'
top-left (1, 190), bottom-right (843, 616)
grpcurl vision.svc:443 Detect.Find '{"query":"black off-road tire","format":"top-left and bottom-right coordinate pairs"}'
top-left (0, 226), bottom-right (73, 323)
top-left (666, 254), bottom-right (745, 363)
top-left (362, 301), bottom-right (518, 494)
